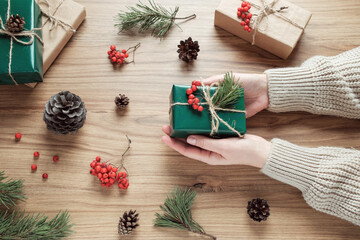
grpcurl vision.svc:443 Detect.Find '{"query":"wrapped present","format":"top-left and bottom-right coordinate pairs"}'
top-left (26, 0), bottom-right (86, 87)
top-left (214, 0), bottom-right (312, 59)
top-left (169, 76), bottom-right (246, 138)
top-left (0, 0), bottom-right (43, 85)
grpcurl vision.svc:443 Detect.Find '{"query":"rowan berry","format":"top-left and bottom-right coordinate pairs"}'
top-left (244, 25), bottom-right (249, 31)
top-left (122, 49), bottom-right (127, 53)
top-left (34, 151), bottom-right (40, 158)
top-left (95, 165), bottom-right (101, 173)
top-left (193, 104), bottom-right (199, 110)
top-left (241, 13), bottom-right (246, 19)
top-left (90, 161), bottom-right (96, 168)
top-left (15, 132), bottom-right (22, 141)
top-left (103, 173), bottom-right (109, 179)
top-left (194, 98), bottom-right (200, 104)
top-left (188, 94), bottom-right (195, 99)
top-left (31, 164), bottom-right (37, 171)
top-left (186, 88), bottom-right (193, 95)
top-left (107, 50), bottom-right (112, 55)
top-left (195, 81), bottom-right (201, 86)
top-left (100, 168), bottom-right (107, 174)
top-left (124, 53), bottom-right (129, 58)
top-left (247, 13), bottom-right (252, 19)
top-left (188, 99), bottom-right (194, 105)
top-left (112, 167), bottom-right (118, 172)
top-left (110, 45), bottom-right (116, 51)
top-left (42, 173), bottom-right (48, 179)
top-left (106, 165), bottom-right (112, 172)
top-left (242, 1), bottom-right (247, 7)
top-left (111, 57), bottom-right (117, 63)
top-left (90, 169), bottom-right (96, 175)
top-left (198, 106), bottom-right (204, 112)
top-left (53, 155), bottom-right (59, 162)
top-left (237, 11), bottom-right (241, 17)
top-left (97, 173), bottom-right (103, 179)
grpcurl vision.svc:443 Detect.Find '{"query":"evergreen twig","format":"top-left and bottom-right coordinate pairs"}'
top-left (114, 0), bottom-right (196, 38)
top-left (0, 210), bottom-right (73, 240)
top-left (154, 187), bottom-right (216, 240)
top-left (0, 171), bottom-right (26, 209)
top-left (211, 72), bottom-right (244, 109)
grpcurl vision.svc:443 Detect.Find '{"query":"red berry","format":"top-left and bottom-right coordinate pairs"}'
top-left (244, 7), bottom-right (249, 12)
top-left (241, 2), bottom-right (247, 7)
top-left (248, 5), bottom-right (251, 10)
top-left (244, 25), bottom-right (249, 31)
top-left (33, 151), bottom-right (40, 158)
top-left (42, 173), bottom-right (48, 179)
top-left (247, 13), bottom-right (252, 19)
top-left (109, 178), bottom-right (115, 184)
top-left (111, 57), bottom-right (117, 63)
top-left (112, 167), bottom-right (118, 172)
top-left (95, 165), bottom-right (101, 173)
top-left (120, 172), bottom-right (127, 178)
top-left (241, 21), bottom-right (246, 26)
top-left (90, 169), bottom-right (96, 175)
top-left (118, 183), bottom-right (124, 189)
top-left (95, 162), bottom-right (101, 166)
top-left (101, 183), bottom-right (106, 187)
top-left (124, 53), bottom-right (129, 58)
top-left (237, 7), bottom-right (241, 11)
top-left (245, 19), bottom-right (250, 24)
top-left (123, 181), bottom-right (129, 189)
top-left (193, 104), bottom-right (199, 110)
top-left (15, 132), bottom-right (22, 141)
top-left (107, 50), bottom-right (112, 55)
top-left (97, 173), bottom-right (103, 179)
top-left (90, 162), bottom-right (96, 168)
top-left (186, 88), bottom-right (193, 95)
top-left (241, 13), bottom-right (246, 19)
top-left (188, 94), bottom-right (195, 99)
top-left (53, 155), bottom-right (59, 162)
top-left (103, 173), bottom-right (109, 179)
top-left (237, 11), bottom-right (241, 17)
top-left (198, 106), bottom-right (204, 112)
top-left (110, 45), bottom-right (116, 51)
top-left (247, 27), bottom-right (251, 32)
top-left (188, 99), bottom-right (194, 105)
top-left (101, 162), bottom-right (106, 167)
top-left (100, 168), bottom-right (107, 174)
top-left (115, 52), bottom-right (121, 58)
top-left (117, 59), bottom-right (124, 64)
top-left (31, 164), bottom-right (37, 171)
top-left (194, 98), bottom-right (200, 104)
top-left (122, 49), bottom-right (127, 53)
top-left (191, 85), bottom-right (197, 92)
top-left (107, 165), bottom-right (113, 172)
top-left (195, 81), bottom-right (201, 86)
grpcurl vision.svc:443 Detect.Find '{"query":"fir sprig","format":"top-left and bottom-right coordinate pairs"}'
top-left (114, 0), bottom-right (196, 38)
top-left (211, 72), bottom-right (244, 109)
top-left (0, 171), bottom-right (26, 209)
top-left (0, 210), bottom-right (73, 240)
top-left (154, 187), bottom-right (216, 240)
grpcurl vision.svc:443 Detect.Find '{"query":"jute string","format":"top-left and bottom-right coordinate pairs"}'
top-left (250, 0), bottom-right (304, 45)
top-left (37, 0), bottom-right (76, 32)
top-left (170, 82), bottom-right (246, 137)
top-left (0, 0), bottom-right (43, 85)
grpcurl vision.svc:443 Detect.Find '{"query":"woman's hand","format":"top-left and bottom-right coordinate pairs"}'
top-left (203, 73), bottom-right (269, 118)
top-left (161, 125), bottom-right (271, 169)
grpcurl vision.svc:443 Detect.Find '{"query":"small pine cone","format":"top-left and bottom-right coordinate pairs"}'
top-left (115, 94), bottom-right (129, 110)
top-left (5, 14), bottom-right (25, 33)
top-left (247, 198), bottom-right (270, 222)
top-left (118, 210), bottom-right (139, 235)
top-left (177, 37), bottom-right (200, 62)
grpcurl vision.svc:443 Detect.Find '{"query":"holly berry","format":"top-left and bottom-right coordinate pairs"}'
top-left (31, 164), bottom-right (37, 171)
top-left (15, 132), bottom-right (22, 141)
top-left (34, 151), bottom-right (40, 158)
top-left (42, 173), bottom-right (48, 179)
top-left (53, 155), bottom-right (59, 162)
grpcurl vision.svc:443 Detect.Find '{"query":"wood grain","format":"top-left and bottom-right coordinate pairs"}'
top-left (1, 0), bottom-right (360, 239)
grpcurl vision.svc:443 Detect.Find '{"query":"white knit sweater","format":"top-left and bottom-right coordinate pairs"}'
top-left (262, 47), bottom-right (360, 226)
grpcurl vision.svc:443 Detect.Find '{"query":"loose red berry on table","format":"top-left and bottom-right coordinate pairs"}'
top-left (110, 45), bottom-right (116, 51)
top-left (31, 164), bottom-right (37, 171)
top-left (33, 151), bottom-right (40, 158)
top-left (15, 132), bottom-right (22, 141)
top-left (53, 155), bottom-right (59, 162)
top-left (186, 88), bottom-right (193, 95)
top-left (42, 173), bottom-right (48, 179)
top-left (198, 106), bottom-right (204, 112)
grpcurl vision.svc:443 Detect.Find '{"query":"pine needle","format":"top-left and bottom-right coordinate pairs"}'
top-left (211, 72), bottom-right (244, 109)
top-left (0, 171), bottom-right (26, 209)
top-left (114, 0), bottom-right (196, 38)
top-left (154, 187), bottom-right (216, 240)
top-left (0, 210), bottom-right (73, 240)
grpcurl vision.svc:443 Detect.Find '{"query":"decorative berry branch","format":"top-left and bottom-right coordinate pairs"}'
top-left (114, 0), bottom-right (196, 38)
top-left (107, 43), bottom-right (141, 65)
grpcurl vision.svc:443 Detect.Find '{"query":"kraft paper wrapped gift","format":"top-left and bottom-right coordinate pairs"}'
top-left (214, 0), bottom-right (312, 59)
top-left (26, 0), bottom-right (86, 87)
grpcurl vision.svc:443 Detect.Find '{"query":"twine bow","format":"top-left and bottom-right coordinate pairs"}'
top-left (250, 0), bottom-right (304, 45)
top-left (171, 82), bottom-right (246, 138)
top-left (0, 0), bottom-right (43, 85)
top-left (38, 0), bottom-right (76, 32)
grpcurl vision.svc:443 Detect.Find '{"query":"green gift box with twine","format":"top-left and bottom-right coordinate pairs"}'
top-left (0, 0), bottom-right (43, 85)
top-left (169, 74), bottom-right (246, 138)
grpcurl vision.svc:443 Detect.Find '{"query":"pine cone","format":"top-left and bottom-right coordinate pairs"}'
top-left (247, 198), bottom-right (270, 222)
top-left (177, 37), bottom-right (200, 62)
top-left (118, 210), bottom-right (139, 235)
top-left (43, 91), bottom-right (87, 135)
top-left (5, 14), bottom-right (25, 33)
top-left (115, 94), bottom-right (129, 110)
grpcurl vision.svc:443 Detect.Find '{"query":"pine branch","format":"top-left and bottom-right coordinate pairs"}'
top-left (114, 0), bottom-right (196, 38)
top-left (0, 171), bottom-right (26, 209)
top-left (211, 72), bottom-right (244, 109)
top-left (154, 187), bottom-right (216, 240)
top-left (0, 210), bottom-right (73, 240)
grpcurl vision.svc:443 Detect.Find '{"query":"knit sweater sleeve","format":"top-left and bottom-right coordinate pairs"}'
top-left (265, 47), bottom-right (360, 119)
top-left (261, 138), bottom-right (360, 225)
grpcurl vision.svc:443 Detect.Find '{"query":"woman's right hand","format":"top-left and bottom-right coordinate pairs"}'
top-left (202, 73), bottom-right (269, 118)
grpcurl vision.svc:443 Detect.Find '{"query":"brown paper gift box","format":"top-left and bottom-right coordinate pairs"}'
top-left (26, 0), bottom-right (86, 87)
top-left (214, 0), bottom-right (311, 59)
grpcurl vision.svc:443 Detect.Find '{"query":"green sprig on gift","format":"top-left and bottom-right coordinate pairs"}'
top-left (114, 0), bottom-right (196, 38)
top-left (154, 187), bottom-right (216, 240)
top-left (211, 72), bottom-right (244, 109)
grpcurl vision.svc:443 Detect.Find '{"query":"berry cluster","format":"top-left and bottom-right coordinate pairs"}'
top-left (90, 156), bottom-right (129, 189)
top-left (237, 1), bottom-right (252, 32)
top-left (107, 45), bottom-right (129, 65)
top-left (186, 80), bottom-right (203, 112)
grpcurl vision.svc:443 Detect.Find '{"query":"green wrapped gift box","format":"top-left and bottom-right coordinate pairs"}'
top-left (0, 0), bottom-right (43, 85)
top-left (169, 85), bottom-right (246, 138)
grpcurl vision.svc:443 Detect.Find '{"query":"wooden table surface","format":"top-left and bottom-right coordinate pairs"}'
top-left (1, 0), bottom-right (360, 239)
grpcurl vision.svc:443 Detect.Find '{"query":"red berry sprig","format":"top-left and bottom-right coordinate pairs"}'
top-left (237, 1), bottom-right (252, 32)
top-left (186, 80), bottom-right (203, 112)
top-left (107, 43), bottom-right (141, 65)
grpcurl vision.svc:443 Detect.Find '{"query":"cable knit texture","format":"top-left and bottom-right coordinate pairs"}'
top-left (265, 47), bottom-right (360, 119)
top-left (261, 139), bottom-right (360, 226)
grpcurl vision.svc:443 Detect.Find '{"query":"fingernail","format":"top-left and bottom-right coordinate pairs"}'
top-left (187, 137), bottom-right (196, 145)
